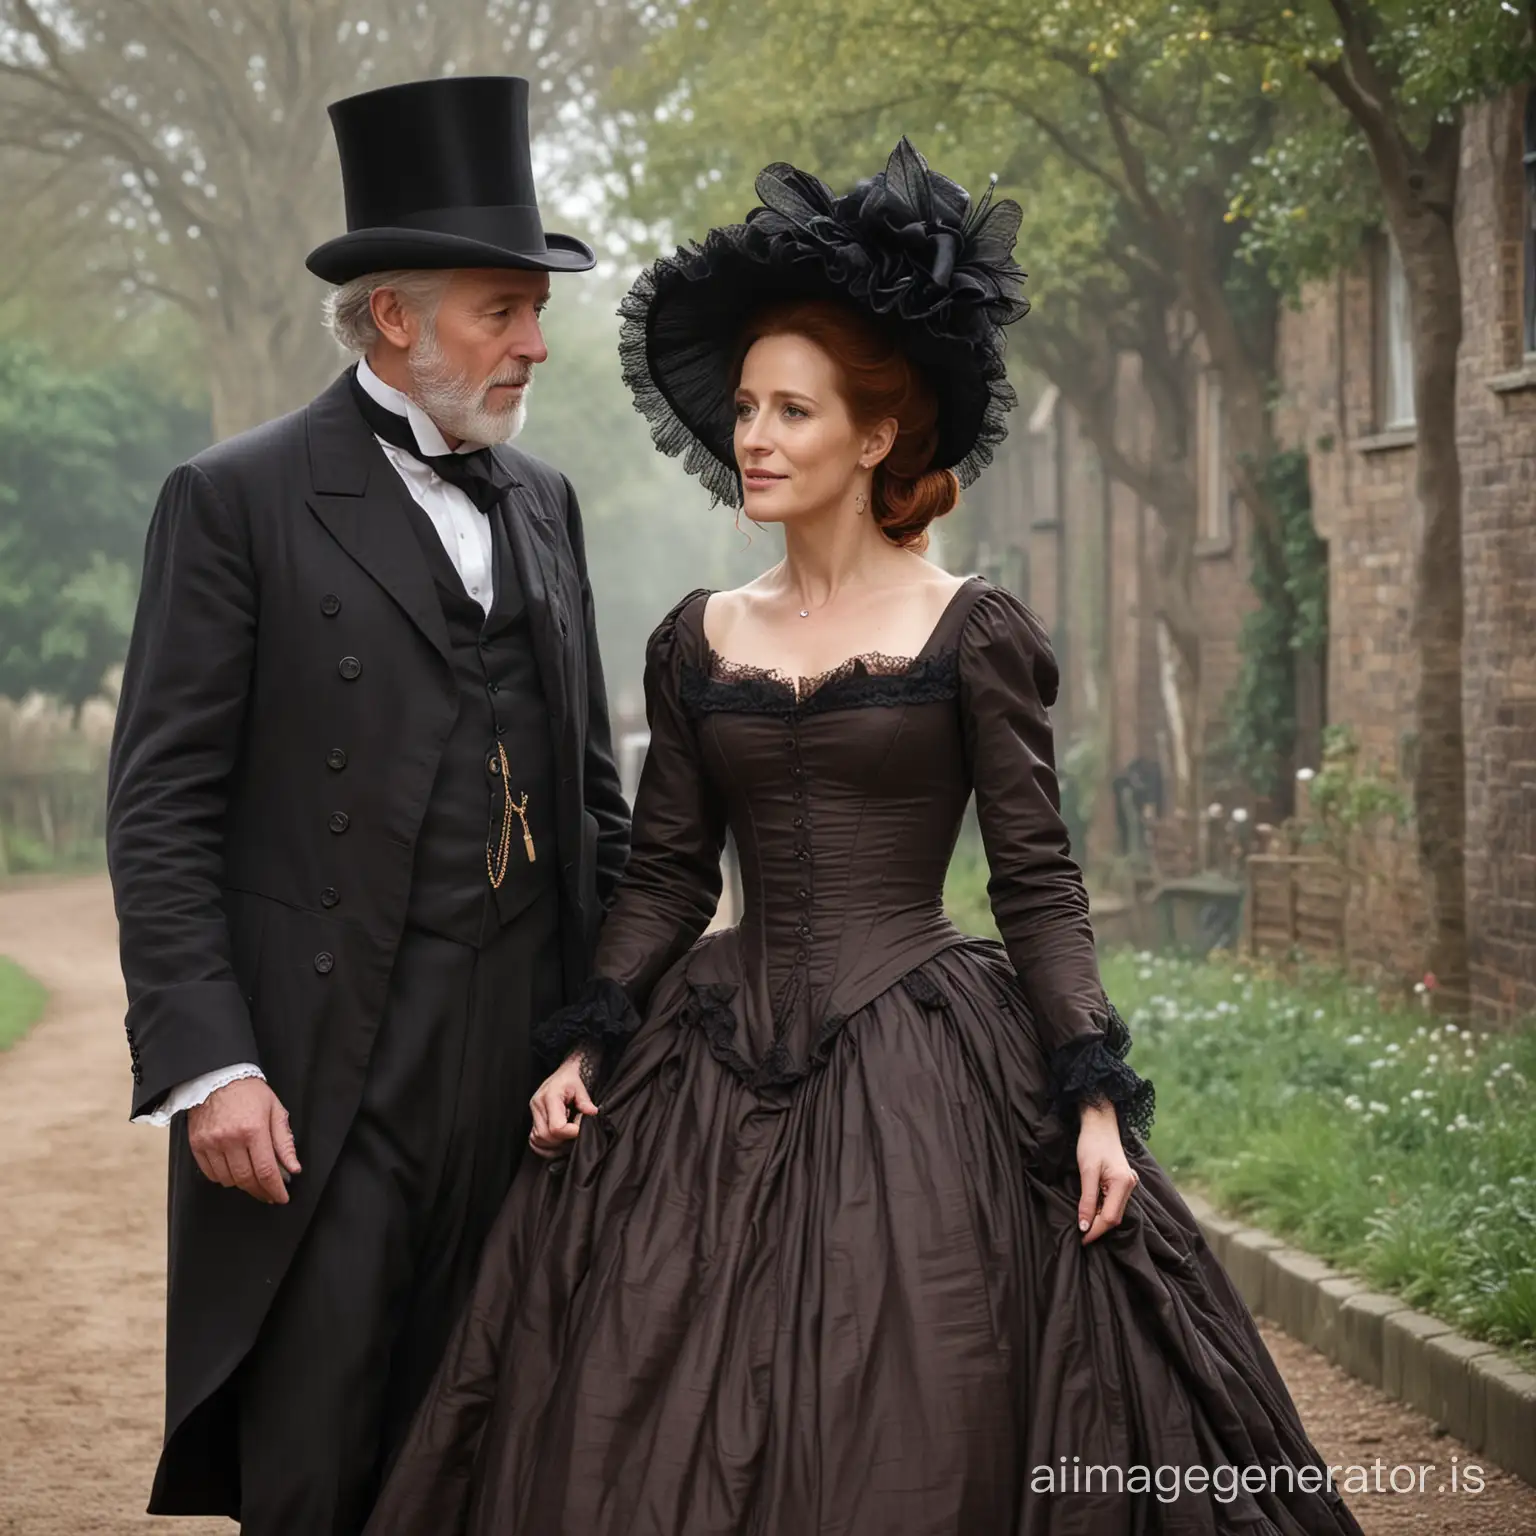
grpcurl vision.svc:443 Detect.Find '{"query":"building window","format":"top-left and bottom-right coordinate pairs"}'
top-left (1375, 232), bottom-right (1415, 429)
top-left (1524, 90), bottom-right (1536, 356)
top-left (1197, 369), bottom-right (1232, 547)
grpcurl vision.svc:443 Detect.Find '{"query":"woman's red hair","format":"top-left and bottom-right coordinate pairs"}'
top-left (734, 299), bottom-right (960, 549)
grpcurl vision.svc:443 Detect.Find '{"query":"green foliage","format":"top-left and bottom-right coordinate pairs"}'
top-left (1224, 449), bottom-right (1327, 797)
top-left (1177, 0), bottom-right (1536, 292)
top-left (0, 955), bottom-right (46, 1051)
top-left (1059, 733), bottom-right (1107, 867)
top-left (0, 343), bottom-right (207, 707)
top-left (1103, 946), bottom-right (1536, 1359)
top-left (609, 0), bottom-right (1274, 340)
top-left (1304, 723), bottom-right (1413, 868)
top-left (943, 819), bottom-right (1001, 941)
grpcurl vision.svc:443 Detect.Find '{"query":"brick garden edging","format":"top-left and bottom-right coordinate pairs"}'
top-left (1183, 1192), bottom-right (1536, 1487)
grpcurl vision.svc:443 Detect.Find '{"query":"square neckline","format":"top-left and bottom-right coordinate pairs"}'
top-left (698, 574), bottom-right (984, 703)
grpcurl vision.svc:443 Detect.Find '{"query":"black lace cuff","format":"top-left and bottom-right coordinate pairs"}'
top-left (530, 976), bottom-right (641, 1077)
top-left (1048, 1003), bottom-right (1155, 1143)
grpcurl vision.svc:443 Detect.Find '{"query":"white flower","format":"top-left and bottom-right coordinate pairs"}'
top-left (1343, 1094), bottom-right (1363, 1112)
top-left (1296, 767), bottom-right (1316, 782)
top-left (1345, 1033), bottom-right (1366, 1046)
top-left (1385, 1043), bottom-right (1400, 1054)
top-left (1232, 807), bottom-right (1250, 824)
top-left (1368, 1102), bottom-right (1390, 1115)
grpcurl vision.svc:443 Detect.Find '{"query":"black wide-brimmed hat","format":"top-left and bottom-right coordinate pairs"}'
top-left (306, 76), bottom-right (595, 285)
top-left (618, 138), bottom-right (1029, 507)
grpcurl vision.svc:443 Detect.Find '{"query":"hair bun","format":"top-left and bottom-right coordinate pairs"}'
top-left (874, 466), bottom-right (960, 550)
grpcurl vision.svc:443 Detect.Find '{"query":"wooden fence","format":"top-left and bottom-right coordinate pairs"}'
top-left (1244, 853), bottom-right (1349, 962)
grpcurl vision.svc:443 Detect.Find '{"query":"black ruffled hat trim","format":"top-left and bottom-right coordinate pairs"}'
top-left (618, 138), bottom-right (1030, 508)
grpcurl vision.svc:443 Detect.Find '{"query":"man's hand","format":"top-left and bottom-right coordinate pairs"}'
top-left (187, 1077), bottom-right (301, 1204)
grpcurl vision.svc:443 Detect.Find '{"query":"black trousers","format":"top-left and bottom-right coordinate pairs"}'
top-left (235, 887), bottom-right (563, 1535)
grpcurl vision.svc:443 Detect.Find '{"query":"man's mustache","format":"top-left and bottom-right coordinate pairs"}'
top-left (486, 367), bottom-right (534, 392)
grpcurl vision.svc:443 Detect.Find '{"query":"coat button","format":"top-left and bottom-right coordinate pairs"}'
top-left (338, 656), bottom-right (362, 681)
top-left (314, 952), bottom-right (335, 975)
top-left (321, 593), bottom-right (341, 616)
top-left (486, 680), bottom-right (500, 694)
top-left (326, 748), bottom-right (347, 771)
top-left (320, 887), bottom-right (339, 908)
top-left (487, 754), bottom-right (502, 776)
top-left (329, 811), bottom-right (350, 834)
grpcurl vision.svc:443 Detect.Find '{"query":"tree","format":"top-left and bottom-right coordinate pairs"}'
top-left (0, 1), bottom-right (641, 439)
top-left (0, 341), bottom-right (208, 707)
top-left (1188, 0), bottom-right (1536, 1013)
top-left (603, 0), bottom-right (1292, 813)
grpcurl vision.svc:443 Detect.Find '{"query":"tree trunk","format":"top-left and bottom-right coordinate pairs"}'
top-left (1028, 329), bottom-right (1206, 822)
top-left (202, 283), bottom-right (343, 441)
top-left (1394, 174), bottom-right (1469, 1015)
top-left (1303, 41), bottom-right (1470, 1011)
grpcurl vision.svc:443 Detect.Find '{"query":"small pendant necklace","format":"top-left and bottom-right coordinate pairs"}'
top-left (799, 608), bottom-right (810, 619)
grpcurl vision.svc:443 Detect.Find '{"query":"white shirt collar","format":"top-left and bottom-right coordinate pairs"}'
top-left (356, 355), bottom-right (482, 458)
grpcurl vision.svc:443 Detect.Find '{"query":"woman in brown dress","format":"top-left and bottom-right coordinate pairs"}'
top-left (365, 140), bottom-right (1362, 1535)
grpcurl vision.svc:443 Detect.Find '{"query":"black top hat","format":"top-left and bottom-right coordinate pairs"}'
top-left (306, 76), bottom-right (595, 285)
top-left (618, 139), bottom-right (1029, 508)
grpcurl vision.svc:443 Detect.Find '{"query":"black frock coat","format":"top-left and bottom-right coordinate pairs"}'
top-left (105, 371), bottom-right (630, 1509)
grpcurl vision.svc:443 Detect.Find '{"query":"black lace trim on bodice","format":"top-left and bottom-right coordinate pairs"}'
top-left (680, 975), bottom-right (853, 1093)
top-left (679, 648), bottom-right (960, 719)
top-left (673, 966), bottom-right (1152, 1145)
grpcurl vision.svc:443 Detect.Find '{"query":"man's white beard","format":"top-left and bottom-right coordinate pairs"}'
top-left (407, 320), bottom-right (532, 447)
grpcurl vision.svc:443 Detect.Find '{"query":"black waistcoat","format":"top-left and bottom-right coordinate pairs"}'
top-left (402, 499), bottom-right (558, 946)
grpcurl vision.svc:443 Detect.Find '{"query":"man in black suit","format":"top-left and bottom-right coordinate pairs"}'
top-left (106, 76), bottom-right (629, 1533)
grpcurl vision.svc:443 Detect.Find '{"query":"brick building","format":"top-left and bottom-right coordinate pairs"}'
top-left (962, 86), bottom-right (1536, 1014)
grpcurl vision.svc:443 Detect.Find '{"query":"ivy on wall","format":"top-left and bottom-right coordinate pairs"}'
top-left (1225, 449), bottom-right (1328, 800)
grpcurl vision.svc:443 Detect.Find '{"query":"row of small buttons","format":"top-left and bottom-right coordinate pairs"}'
top-left (787, 725), bottom-right (813, 962)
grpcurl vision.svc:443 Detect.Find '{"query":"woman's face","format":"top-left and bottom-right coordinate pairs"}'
top-left (733, 332), bottom-right (888, 526)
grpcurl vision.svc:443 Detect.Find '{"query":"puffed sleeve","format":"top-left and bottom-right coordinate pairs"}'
top-left (531, 590), bottom-right (726, 1074)
top-left (959, 586), bottom-right (1154, 1141)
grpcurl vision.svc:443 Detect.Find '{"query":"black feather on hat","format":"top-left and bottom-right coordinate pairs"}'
top-left (618, 137), bottom-right (1029, 507)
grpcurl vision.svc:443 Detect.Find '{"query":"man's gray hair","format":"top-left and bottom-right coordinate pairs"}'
top-left (322, 269), bottom-right (450, 355)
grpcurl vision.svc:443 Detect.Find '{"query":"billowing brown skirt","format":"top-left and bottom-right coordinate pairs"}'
top-left (364, 939), bottom-right (1361, 1535)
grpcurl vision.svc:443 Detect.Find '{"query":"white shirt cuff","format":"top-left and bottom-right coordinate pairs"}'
top-left (132, 1063), bottom-right (266, 1127)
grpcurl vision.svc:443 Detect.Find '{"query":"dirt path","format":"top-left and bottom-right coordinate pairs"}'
top-left (0, 874), bottom-right (1532, 1534)
top-left (0, 874), bottom-right (224, 1536)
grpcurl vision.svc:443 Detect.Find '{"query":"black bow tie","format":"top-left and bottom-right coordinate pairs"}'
top-left (349, 367), bottom-right (510, 517)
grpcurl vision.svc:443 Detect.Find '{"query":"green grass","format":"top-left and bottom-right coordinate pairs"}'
top-left (1102, 948), bottom-right (1536, 1363)
top-left (0, 956), bottom-right (46, 1052)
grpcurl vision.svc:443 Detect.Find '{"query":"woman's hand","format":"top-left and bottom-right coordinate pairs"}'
top-left (1075, 1101), bottom-right (1139, 1244)
top-left (528, 1048), bottom-right (600, 1159)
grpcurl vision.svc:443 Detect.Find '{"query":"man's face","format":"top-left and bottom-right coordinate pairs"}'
top-left (395, 267), bottom-right (552, 446)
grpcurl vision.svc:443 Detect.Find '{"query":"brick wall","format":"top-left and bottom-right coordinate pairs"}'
top-left (1456, 91), bottom-right (1536, 1023)
top-left (1273, 261), bottom-right (1430, 980)
top-left (998, 100), bottom-right (1536, 1009)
